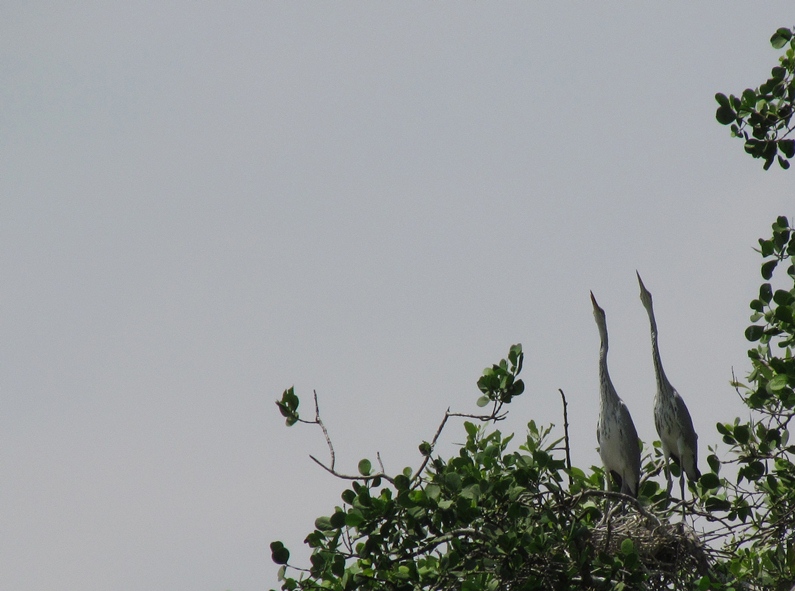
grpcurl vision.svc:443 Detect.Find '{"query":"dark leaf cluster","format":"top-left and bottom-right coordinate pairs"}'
top-left (475, 344), bottom-right (525, 411)
top-left (715, 27), bottom-right (795, 170)
top-left (720, 216), bottom-right (795, 588)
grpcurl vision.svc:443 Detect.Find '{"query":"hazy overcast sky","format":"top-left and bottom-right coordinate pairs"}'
top-left (2, 4), bottom-right (794, 590)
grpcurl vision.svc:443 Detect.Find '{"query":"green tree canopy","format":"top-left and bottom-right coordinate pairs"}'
top-left (715, 26), bottom-right (795, 170)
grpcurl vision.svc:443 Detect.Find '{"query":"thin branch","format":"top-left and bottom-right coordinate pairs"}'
top-left (312, 389), bottom-right (335, 472)
top-left (447, 409), bottom-right (508, 422)
top-left (558, 389), bottom-right (573, 485)
top-left (309, 454), bottom-right (395, 484)
top-left (377, 451), bottom-right (386, 474)
top-left (576, 489), bottom-right (663, 526)
top-left (396, 528), bottom-right (489, 561)
top-left (410, 404), bottom-right (508, 483)
top-left (301, 390), bottom-right (507, 488)
top-left (410, 408), bottom-right (452, 482)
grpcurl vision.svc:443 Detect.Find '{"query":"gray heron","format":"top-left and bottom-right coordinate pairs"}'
top-left (637, 272), bottom-right (700, 500)
top-left (591, 291), bottom-right (642, 498)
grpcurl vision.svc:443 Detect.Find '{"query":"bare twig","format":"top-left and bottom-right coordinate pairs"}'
top-left (297, 390), bottom-right (395, 484)
top-left (410, 408), bottom-right (452, 482)
top-left (447, 409), bottom-right (508, 422)
top-left (577, 489), bottom-right (663, 526)
top-left (558, 389), bottom-right (573, 485)
top-left (308, 455), bottom-right (396, 484)
top-left (299, 388), bottom-right (508, 488)
top-left (312, 389), bottom-right (335, 471)
top-left (376, 451), bottom-right (386, 474)
top-left (409, 403), bottom-right (509, 483)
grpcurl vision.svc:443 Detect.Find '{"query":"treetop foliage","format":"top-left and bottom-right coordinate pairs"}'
top-left (715, 26), bottom-right (795, 170)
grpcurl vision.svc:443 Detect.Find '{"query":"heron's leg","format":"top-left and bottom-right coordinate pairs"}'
top-left (664, 459), bottom-right (673, 496)
top-left (680, 472), bottom-right (687, 520)
top-left (601, 471), bottom-right (611, 524)
top-left (597, 470), bottom-right (614, 526)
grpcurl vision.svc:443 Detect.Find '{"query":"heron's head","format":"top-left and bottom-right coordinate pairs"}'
top-left (590, 291), bottom-right (606, 325)
top-left (636, 271), bottom-right (653, 311)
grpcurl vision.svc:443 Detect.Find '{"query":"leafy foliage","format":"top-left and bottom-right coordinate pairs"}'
top-left (270, 344), bottom-right (730, 591)
top-left (718, 216), bottom-right (795, 589)
top-left (476, 343), bottom-right (525, 410)
top-left (715, 27), bottom-right (795, 170)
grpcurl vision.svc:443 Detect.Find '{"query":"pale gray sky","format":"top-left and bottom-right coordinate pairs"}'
top-left (2, 4), bottom-right (794, 590)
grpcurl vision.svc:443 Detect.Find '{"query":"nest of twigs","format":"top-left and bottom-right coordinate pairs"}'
top-left (591, 508), bottom-right (712, 586)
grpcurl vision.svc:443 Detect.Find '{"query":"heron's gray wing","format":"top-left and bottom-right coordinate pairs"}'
top-left (618, 401), bottom-right (641, 476)
top-left (672, 388), bottom-right (698, 449)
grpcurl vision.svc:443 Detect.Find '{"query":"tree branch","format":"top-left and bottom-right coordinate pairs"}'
top-left (308, 454), bottom-right (395, 484)
top-left (558, 389), bottom-right (573, 485)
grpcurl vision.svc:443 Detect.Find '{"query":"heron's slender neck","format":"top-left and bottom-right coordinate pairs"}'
top-left (645, 305), bottom-right (670, 391)
top-left (596, 320), bottom-right (619, 405)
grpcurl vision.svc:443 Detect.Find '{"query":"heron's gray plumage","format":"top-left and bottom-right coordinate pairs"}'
top-left (637, 272), bottom-right (700, 497)
top-left (591, 291), bottom-right (641, 497)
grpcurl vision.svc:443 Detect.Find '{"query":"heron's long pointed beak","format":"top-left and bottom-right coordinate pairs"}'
top-left (636, 271), bottom-right (649, 296)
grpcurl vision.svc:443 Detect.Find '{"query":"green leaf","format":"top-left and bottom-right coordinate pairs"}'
top-left (464, 421), bottom-right (478, 438)
top-left (620, 538), bottom-right (635, 556)
top-left (394, 474), bottom-right (410, 491)
top-left (707, 454), bottom-right (721, 474)
top-left (746, 325), bottom-right (765, 341)
top-left (281, 387), bottom-right (299, 410)
top-left (277, 387), bottom-right (301, 425)
top-left (715, 104), bottom-right (735, 125)
top-left (760, 282), bottom-right (773, 303)
top-left (444, 472), bottom-right (462, 492)
top-left (700, 472), bottom-right (720, 489)
top-left (476, 395), bottom-right (491, 407)
top-left (760, 239), bottom-right (774, 257)
top-left (425, 484), bottom-right (441, 501)
top-left (768, 374), bottom-right (789, 392)
top-left (345, 509), bottom-right (365, 528)
top-left (314, 516), bottom-right (334, 531)
top-left (762, 259), bottom-right (779, 280)
top-left (358, 459), bottom-right (372, 476)
top-left (774, 289), bottom-right (793, 305)
top-left (270, 541), bottom-right (290, 565)
top-left (775, 304), bottom-right (794, 323)
top-left (705, 497), bottom-right (731, 512)
top-left (418, 441), bottom-right (432, 456)
top-left (771, 27), bottom-right (793, 49)
top-left (715, 92), bottom-right (730, 107)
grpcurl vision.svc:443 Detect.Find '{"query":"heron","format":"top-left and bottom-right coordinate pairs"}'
top-left (637, 272), bottom-right (700, 500)
top-left (591, 291), bottom-right (642, 498)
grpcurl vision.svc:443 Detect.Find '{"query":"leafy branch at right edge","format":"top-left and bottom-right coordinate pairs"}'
top-left (716, 27), bottom-right (795, 170)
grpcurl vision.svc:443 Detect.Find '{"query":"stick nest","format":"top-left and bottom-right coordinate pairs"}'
top-left (591, 510), bottom-right (712, 586)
